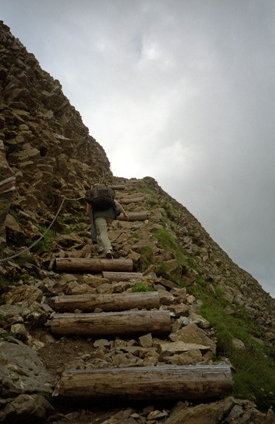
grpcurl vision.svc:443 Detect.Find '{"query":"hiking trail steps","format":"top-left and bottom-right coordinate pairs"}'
top-left (102, 271), bottom-right (145, 281)
top-left (58, 364), bottom-right (232, 400)
top-left (46, 183), bottom-right (233, 401)
top-left (49, 310), bottom-right (172, 337)
top-left (55, 257), bottom-right (134, 272)
top-left (52, 291), bottom-right (160, 312)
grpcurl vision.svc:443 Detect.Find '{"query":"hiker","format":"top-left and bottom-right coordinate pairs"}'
top-left (85, 183), bottom-right (129, 258)
top-left (0, 140), bottom-right (16, 251)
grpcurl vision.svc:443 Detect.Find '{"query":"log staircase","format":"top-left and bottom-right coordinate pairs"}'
top-left (46, 183), bottom-right (233, 402)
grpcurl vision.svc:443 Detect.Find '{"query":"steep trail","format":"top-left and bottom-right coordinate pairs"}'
top-left (1, 19), bottom-right (274, 421)
top-left (1, 183), bottom-right (274, 423)
top-left (39, 181), bottom-right (232, 421)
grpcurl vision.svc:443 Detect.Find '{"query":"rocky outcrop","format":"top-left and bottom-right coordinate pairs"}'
top-left (165, 397), bottom-right (275, 424)
top-left (0, 341), bottom-right (53, 396)
top-left (0, 20), bottom-right (111, 253)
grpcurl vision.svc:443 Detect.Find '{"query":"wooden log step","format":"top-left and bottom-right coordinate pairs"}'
top-left (118, 211), bottom-right (148, 221)
top-left (53, 291), bottom-right (160, 312)
top-left (102, 271), bottom-right (144, 281)
top-left (121, 196), bottom-right (145, 204)
top-left (55, 258), bottom-right (133, 273)
top-left (110, 184), bottom-right (126, 190)
top-left (58, 364), bottom-right (233, 400)
top-left (49, 310), bottom-right (171, 336)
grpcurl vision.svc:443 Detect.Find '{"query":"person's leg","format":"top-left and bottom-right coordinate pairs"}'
top-left (89, 210), bottom-right (97, 244)
top-left (94, 217), bottom-right (112, 256)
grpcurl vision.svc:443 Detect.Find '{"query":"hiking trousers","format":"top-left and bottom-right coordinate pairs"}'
top-left (94, 217), bottom-right (112, 254)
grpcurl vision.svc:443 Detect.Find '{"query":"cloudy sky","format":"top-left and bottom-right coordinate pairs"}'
top-left (1, 0), bottom-right (274, 297)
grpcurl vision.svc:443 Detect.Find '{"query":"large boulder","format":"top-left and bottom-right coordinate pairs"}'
top-left (0, 394), bottom-right (54, 423)
top-left (0, 341), bottom-right (53, 397)
top-left (170, 323), bottom-right (216, 354)
top-left (164, 398), bottom-right (234, 424)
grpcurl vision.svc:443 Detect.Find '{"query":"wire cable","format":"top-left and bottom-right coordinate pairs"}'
top-left (0, 195), bottom-right (84, 263)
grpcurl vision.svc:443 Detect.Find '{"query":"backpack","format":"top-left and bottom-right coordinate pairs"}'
top-left (88, 184), bottom-right (115, 211)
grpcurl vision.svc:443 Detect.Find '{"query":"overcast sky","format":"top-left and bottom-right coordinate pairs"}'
top-left (1, 0), bottom-right (274, 297)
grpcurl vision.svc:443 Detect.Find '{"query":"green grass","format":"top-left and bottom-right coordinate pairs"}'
top-left (132, 283), bottom-right (154, 292)
top-left (161, 201), bottom-right (180, 222)
top-left (154, 262), bottom-right (172, 279)
top-left (150, 219), bottom-right (275, 411)
top-left (135, 180), bottom-right (158, 199)
top-left (160, 216), bottom-right (178, 232)
top-left (147, 196), bottom-right (159, 207)
top-left (191, 277), bottom-right (275, 411)
top-left (138, 245), bottom-right (154, 271)
top-left (152, 227), bottom-right (198, 274)
top-left (25, 225), bottom-right (54, 254)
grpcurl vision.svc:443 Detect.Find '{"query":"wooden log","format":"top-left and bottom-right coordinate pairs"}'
top-left (53, 291), bottom-right (160, 312)
top-left (49, 310), bottom-right (171, 336)
top-left (121, 196), bottom-right (145, 204)
top-left (58, 364), bottom-right (233, 400)
top-left (110, 184), bottom-right (126, 190)
top-left (55, 258), bottom-right (133, 273)
top-left (102, 271), bottom-right (144, 281)
top-left (118, 211), bottom-right (148, 221)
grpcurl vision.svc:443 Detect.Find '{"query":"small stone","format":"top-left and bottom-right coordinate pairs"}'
top-left (128, 250), bottom-right (141, 262)
top-left (171, 320), bottom-right (182, 332)
top-left (169, 304), bottom-right (189, 317)
top-left (227, 404), bottom-right (244, 420)
top-left (179, 316), bottom-right (190, 326)
top-left (158, 289), bottom-right (175, 305)
top-left (167, 350), bottom-right (203, 365)
top-left (189, 312), bottom-right (211, 329)
top-left (10, 323), bottom-right (28, 339)
top-left (28, 337), bottom-right (45, 350)
top-left (81, 353), bottom-right (91, 360)
top-left (147, 410), bottom-right (169, 419)
top-left (143, 351), bottom-right (159, 366)
top-left (139, 333), bottom-right (153, 348)
top-left (187, 294), bottom-right (196, 304)
top-left (232, 338), bottom-right (246, 350)
top-left (158, 341), bottom-right (210, 354)
top-left (94, 339), bottom-right (111, 348)
top-left (130, 412), bottom-right (141, 418)
top-left (172, 288), bottom-right (187, 301)
top-left (5, 214), bottom-right (24, 233)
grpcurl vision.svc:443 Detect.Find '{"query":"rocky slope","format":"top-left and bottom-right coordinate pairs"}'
top-left (0, 21), bottom-right (274, 424)
top-left (0, 20), bottom-right (111, 232)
